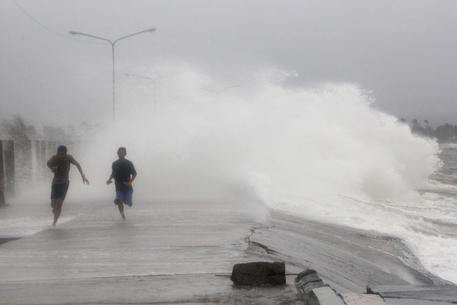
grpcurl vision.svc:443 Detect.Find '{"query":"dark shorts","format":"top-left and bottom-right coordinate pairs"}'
top-left (51, 182), bottom-right (69, 201)
top-left (114, 189), bottom-right (133, 207)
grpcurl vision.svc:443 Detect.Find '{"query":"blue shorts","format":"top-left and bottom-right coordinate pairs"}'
top-left (51, 182), bottom-right (69, 201)
top-left (114, 189), bottom-right (133, 207)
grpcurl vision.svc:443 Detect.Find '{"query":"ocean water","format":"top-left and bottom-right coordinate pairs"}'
top-left (410, 143), bottom-right (457, 283)
top-left (271, 143), bottom-right (457, 284)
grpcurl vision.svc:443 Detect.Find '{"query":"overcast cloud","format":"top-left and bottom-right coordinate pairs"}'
top-left (0, 0), bottom-right (456, 125)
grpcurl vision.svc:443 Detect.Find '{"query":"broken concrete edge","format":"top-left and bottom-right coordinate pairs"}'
top-left (295, 269), bottom-right (387, 305)
top-left (366, 285), bottom-right (384, 299)
top-left (340, 292), bottom-right (387, 305)
top-left (295, 269), bottom-right (326, 294)
top-left (229, 264), bottom-right (388, 304)
top-left (366, 284), bottom-right (457, 303)
top-left (298, 286), bottom-right (345, 305)
top-left (295, 269), bottom-right (344, 304)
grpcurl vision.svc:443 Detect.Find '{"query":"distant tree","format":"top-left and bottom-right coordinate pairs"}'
top-left (435, 123), bottom-right (456, 142)
top-left (411, 118), bottom-right (426, 135)
top-left (423, 120), bottom-right (434, 137)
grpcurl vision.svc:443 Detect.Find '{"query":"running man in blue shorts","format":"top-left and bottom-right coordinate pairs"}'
top-left (106, 147), bottom-right (137, 220)
top-left (47, 145), bottom-right (89, 226)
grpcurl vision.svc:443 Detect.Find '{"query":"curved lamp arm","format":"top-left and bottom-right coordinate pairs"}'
top-left (69, 31), bottom-right (113, 44)
top-left (113, 28), bottom-right (156, 45)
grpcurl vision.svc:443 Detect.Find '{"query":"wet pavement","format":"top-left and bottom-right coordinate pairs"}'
top-left (0, 199), bottom-right (456, 304)
top-left (0, 200), bottom-right (301, 304)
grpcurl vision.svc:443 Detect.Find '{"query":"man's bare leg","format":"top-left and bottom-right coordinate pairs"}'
top-left (117, 202), bottom-right (126, 220)
top-left (52, 199), bottom-right (63, 226)
top-left (51, 199), bottom-right (57, 226)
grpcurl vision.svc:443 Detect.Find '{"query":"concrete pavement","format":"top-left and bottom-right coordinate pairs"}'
top-left (0, 200), bottom-right (301, 304)
top-left (1, 199), bottom-right (456, 304)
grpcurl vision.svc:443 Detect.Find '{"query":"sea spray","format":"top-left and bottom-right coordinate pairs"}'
top-left (68, 63), bottom-right (457, 283)
top-left (75, 64), bottom-right (440, 205)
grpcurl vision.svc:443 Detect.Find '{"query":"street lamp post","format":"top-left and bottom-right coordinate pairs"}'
top-left (69, 28), bottom-right (156, 119)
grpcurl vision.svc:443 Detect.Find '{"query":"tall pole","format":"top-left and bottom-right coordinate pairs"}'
top-left (112, 44), bottom-right (116, 119)
top-left (69, 28), bottom-right (156, 120)
top-left (0, 141), bottom-right (5, 206)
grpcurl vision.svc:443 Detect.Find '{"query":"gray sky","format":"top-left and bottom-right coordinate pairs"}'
top-left (0, 0), bottom-right (456, 126)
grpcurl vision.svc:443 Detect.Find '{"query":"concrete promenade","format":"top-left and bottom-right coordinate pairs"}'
top-left (1, 199), bottom-right (457, 304)
top-left (0, 200), bottom-right (300, 304)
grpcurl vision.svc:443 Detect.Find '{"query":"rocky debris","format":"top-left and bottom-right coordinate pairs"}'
top-left (295, 269), bottom-right (344, 305)
top-left (230, 261), bottom-right (286, 286)
top-left (295, 269), bottom-right (326, 295)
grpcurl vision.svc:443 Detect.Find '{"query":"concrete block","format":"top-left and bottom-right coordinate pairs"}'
top-left (231, 261), bottom-right (286, 286)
